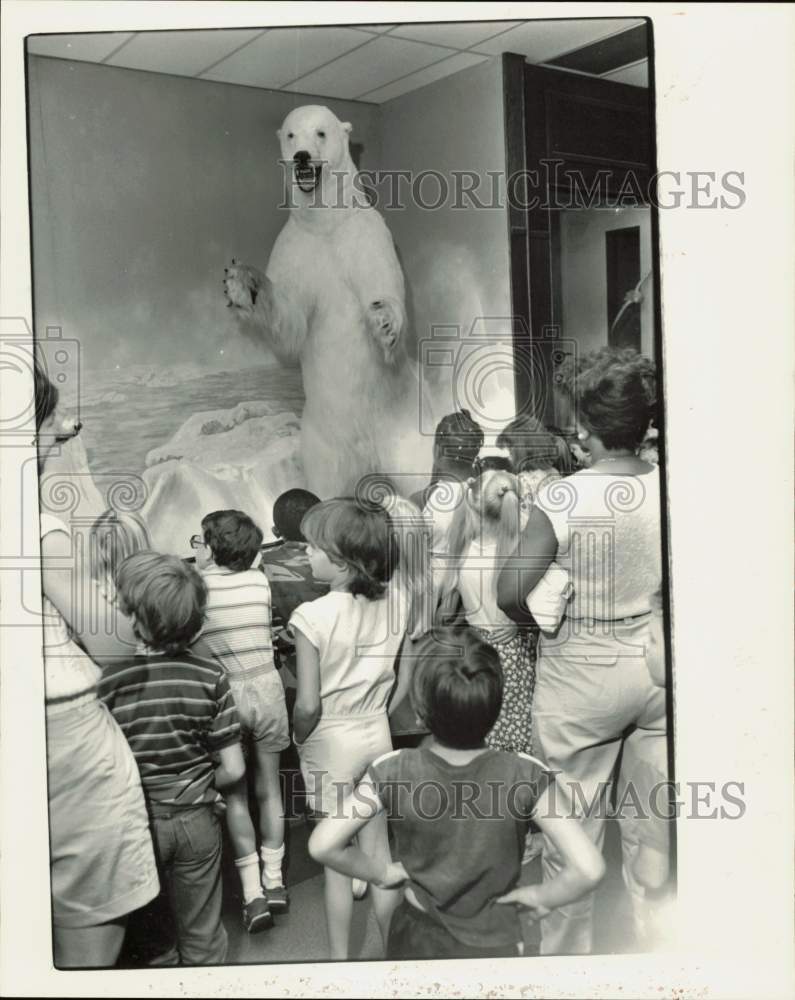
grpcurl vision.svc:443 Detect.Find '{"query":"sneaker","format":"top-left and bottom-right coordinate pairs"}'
top-left (242, 895), bottom-right (274, 934)
top-left (352, 878), bottom-right (368, 900)
top-left (264, 884), bottom-right (290, 914)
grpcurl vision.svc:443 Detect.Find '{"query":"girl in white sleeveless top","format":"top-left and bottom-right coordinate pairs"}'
top-left (290, 498), bottom-right (407, 960)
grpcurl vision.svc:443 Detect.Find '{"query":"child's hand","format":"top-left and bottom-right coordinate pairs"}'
top-left (372, 861), bottom-right (408, 890)
top-left (495, 885), bottom-right (552, 921)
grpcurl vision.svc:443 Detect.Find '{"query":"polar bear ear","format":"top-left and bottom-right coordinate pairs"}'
top-left (276, 127), bottom-right (283, 140)
top-left (341, 121), bottom-right (353, 136)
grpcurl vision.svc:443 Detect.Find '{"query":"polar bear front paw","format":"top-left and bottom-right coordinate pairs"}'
top-left (223, 260), bottom-right (269, 315)
top-left (368, 299), bottom-right (403, 363)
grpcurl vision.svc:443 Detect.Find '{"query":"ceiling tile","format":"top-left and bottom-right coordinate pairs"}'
top-left (472, 18), bottom-right (644, 60)
top-left (602, 60), bottom-right (649, 88)
top-left (351, 25), bottom-right (396, 34)
top-left (389, 21), bottom-right (522, 49)
top-left (362, 52), bottom-right (489, 103)
top-left (203, 26), bottom-right (367, 88)
top-left (284, 35), bottom-right (453, 100)
top-left (26, 32), bottom-right (135, 63)
top-left (549, 23), bottom-right (647, 74)
top-left (104, 29), bottom-right (264, 76)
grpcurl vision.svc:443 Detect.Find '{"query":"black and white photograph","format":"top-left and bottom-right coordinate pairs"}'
top-left (1, 3), bottom-right (792, 998)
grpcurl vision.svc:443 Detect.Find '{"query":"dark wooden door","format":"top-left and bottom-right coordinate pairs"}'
top-left (503, 55), bottom-right (655, 425)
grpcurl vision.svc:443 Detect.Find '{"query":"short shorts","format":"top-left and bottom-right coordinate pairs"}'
top-left (295, 711), bottom-right (391, 816)
top-left (228, 668), bottom-right (290, 753)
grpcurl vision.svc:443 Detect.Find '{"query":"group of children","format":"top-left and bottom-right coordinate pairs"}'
top-left (36, 350), bottom-right (668, 968)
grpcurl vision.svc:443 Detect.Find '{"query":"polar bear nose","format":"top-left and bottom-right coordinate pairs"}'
top-left (293, 150), bottom-right (312, 165)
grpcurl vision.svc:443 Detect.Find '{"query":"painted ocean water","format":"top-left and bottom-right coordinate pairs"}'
top-left (78, 364), bottom-right (304, 479)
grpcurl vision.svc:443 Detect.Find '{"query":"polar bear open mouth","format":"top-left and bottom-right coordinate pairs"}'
top-left (294, 163), bottom-right (322, 193)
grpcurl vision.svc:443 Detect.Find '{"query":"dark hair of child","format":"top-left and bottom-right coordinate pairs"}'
top-left (201, 509), bottom-right (264, 572)
top-left (496, 414), bottom-right (574, 474)
top-left (272, 488), bottom-right (322, 542)
top-left (300, 498), bottom-right (397, 600)
top-left (434, 409), bottom-right (485, 474)
top-left (33, 357), bottom-right (59, 429)
top-left (116, 551), bottom-right (207, 656)
top-left (410, 627), bottom-right (503, 749)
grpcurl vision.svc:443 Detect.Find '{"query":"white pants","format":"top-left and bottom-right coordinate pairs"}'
top-left (533, 618), bottom-right (668, 955)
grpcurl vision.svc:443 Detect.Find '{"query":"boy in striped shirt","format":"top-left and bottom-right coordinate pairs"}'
top-left (98, 552), bottom-right (244, 966)
top-left (192, 510), bottom-right (290, 934)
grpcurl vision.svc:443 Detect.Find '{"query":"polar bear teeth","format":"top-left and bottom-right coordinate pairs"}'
top-left (294, 165), bottom-right (320, 192)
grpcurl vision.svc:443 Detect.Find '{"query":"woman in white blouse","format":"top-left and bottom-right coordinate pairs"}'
top-left (498, 347), bottom-right (667, 956)
top-left (35, 361), bottom-right (158, 967)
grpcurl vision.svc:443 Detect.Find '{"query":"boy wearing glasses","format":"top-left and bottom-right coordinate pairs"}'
top-left (190, 511), bottom-right (290, 934)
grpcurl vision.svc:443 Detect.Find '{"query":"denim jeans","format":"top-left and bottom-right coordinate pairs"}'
top-left (146, 802), bottom-right (227, 966)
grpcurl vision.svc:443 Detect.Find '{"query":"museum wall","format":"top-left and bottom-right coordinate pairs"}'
top-left (377, 57), bottom-right (515, 429)
top-left (559, 206), bottom-right (655, 357)
top-left (27, 55), bottom-right (382, 379)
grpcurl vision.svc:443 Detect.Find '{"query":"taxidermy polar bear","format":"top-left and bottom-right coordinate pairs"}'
top-left (224, 104), bottom-right (433, 498)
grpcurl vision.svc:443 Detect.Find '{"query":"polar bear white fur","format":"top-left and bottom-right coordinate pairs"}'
top-left (224, 104), bottom-right (433, 498)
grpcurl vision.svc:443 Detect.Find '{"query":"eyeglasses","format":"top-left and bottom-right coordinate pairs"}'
top-left (189, 535), bottom-right (206, 549)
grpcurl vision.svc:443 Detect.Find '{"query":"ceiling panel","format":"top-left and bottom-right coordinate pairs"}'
top-left (284, 35), bottom-right (453, 100)
top-left (388, 21), bottom-right (522, 49)
top-left (602, 60), bottom-right (649, 88)
top-left (26, 32), bottom-right (134, 63)
top-left (362, 52), bottom-right (489, 103)
top-left (27, 20), bottom-right (650, 98)
top-left (351, 25), bottom-right (396, 34)
top-left (104, 29), bottom-right (264, 77)
top-left (202, 26), bottom-right (366, 88)
top-left (472, 18), bottom-right (643, 59)
top-left (549, 23), bottom-right (647, 74)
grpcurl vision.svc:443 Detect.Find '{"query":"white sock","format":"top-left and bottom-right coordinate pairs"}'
top-left (235, 852), bottom-right (264, 904)
top-left (260, 843), bottom-right (285, 889)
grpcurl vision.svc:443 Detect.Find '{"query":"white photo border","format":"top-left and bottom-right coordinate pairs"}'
top-left (1, 2), bottom-right (793, 997)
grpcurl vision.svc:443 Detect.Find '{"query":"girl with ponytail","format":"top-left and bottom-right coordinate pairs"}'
top-left (436, 470), bottom-right (537, 755)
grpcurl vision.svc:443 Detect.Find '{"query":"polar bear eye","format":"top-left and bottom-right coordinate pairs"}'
top-left (287, 132), bottom-right (294, 140)
top-left (317, 130), bottom-right (326, 139)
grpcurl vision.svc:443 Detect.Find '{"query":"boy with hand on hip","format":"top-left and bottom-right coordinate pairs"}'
top-left (308, 627), bottom-right (605, 959)
top-left (99, 552), bottom-right (243, 965)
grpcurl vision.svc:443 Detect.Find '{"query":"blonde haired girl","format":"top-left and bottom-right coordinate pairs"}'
top-left (437, 470), bottom-right (536, 754)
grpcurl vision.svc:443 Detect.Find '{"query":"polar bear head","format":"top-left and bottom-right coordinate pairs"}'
top-left (277, 105), bottom-right (361, 211)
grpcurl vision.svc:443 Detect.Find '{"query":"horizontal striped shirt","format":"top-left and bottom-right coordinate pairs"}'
top-left (200, 565), bottom-right (275, 677)
top-left (99, 652), bottom-right (241, 806)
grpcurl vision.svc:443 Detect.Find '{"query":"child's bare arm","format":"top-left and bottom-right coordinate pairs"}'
top-left (292, 629), bottom-right (321, 744)
top-left (496, 779), bottom-right (605, 917)
top-left (214, 742), bottom-right (245, 790)
top-left (388, 635), bottom-right (416, 717)
top-left (308, 779), bottom-right (408, 888)
top-left (40, 530), bottom-right (138, 665)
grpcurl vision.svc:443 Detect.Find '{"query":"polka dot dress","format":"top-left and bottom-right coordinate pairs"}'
top-left (476, 627), bottom-right (537, 755)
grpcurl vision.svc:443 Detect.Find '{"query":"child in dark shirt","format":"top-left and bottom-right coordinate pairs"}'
top-left (260, 488), bottom-right (325, 676)
top-left (308, 626), bottom-right (605, 960)
top-left (99, 552), bottom-right (244, 966)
